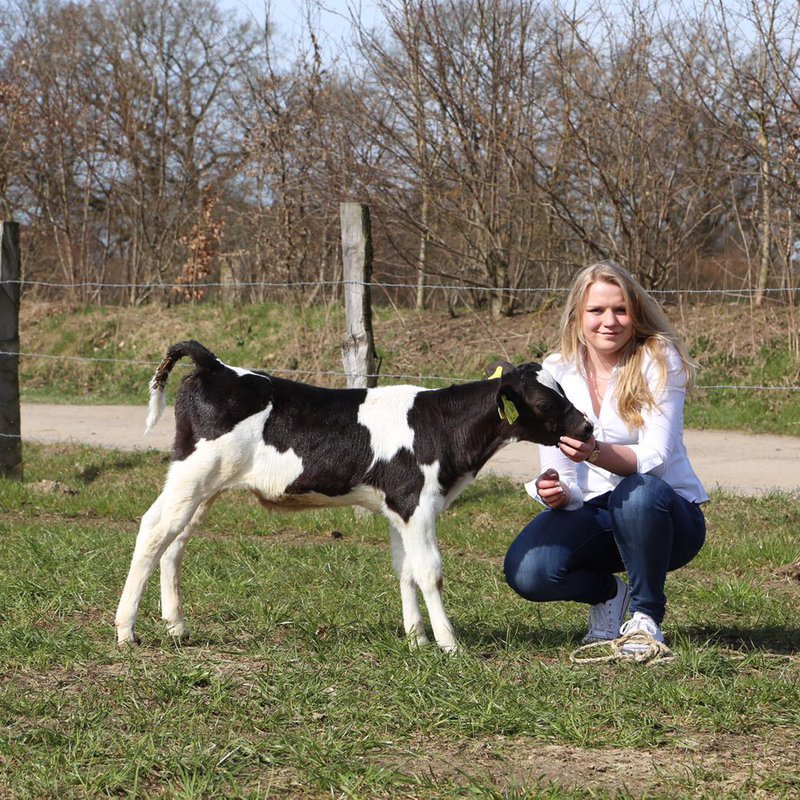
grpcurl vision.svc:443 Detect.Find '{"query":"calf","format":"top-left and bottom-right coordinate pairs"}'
top-left (115, 341), bottom-right (593, 651)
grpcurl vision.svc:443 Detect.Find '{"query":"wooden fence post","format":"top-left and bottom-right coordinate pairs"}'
top-left (340, 203), bottom-right (378, 388)
top-left (0, 221), bottom-right (22, 479)
top-left (219, 255), bottom-right (239, 306)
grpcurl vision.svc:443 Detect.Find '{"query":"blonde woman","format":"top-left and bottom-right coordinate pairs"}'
top-left (504, 262), bottom-right (707, 651)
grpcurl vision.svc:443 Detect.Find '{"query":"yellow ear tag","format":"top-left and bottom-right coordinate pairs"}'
top-left (501, 396), bottom-right (519, 424)
top-left (487, 365), bottom-right (504, 380)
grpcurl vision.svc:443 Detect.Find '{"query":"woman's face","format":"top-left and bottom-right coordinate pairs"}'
top-left (580, 280), bottom-right (635, 362)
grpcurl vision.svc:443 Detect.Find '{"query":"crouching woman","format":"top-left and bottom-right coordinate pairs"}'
top-left (504, 261), bottom-right (707, 651)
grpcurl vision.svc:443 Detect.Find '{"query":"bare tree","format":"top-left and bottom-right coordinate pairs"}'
top-left (357, 0), bottom-right (558, 317)
top-left (93, 0), bottom-right (256, 302)
top-left (3, 0), bottom-right (799, 313)
top-left (230, 9), bottom-right (387, 304)
top-left (0, 0), bottom-right (258, 302)
top-left (0, 65), bottom-right (33, 221)
top-left (665, 0), bottom-right (800, 302)
top-left (525, 2), bottom-right (738, 290)
top-left (1, 1), bottom-right (116, 300)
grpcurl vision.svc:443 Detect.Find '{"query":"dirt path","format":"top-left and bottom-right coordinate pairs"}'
top-left (20, 403), bottom-right (800, 496)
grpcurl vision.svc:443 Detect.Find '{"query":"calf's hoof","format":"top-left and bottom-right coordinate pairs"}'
top-left (116, 632), bottom-right (141, 648)
top-left (166, 620), bottom-right (190, 643)
top-left (405, 626), bottom-right (430, 650)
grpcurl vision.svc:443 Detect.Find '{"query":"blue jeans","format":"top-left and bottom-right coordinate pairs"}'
top-left (504, 474), bottom-right (706, 624)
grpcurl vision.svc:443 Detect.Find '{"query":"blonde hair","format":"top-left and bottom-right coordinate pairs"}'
top-left (558, 261), bottom-right (695, 428)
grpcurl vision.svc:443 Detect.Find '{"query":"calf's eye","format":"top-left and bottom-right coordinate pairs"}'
top-left (536, 402), bottom-right (553, 413)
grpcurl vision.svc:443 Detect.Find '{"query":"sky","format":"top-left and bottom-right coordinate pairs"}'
top-left (219, 0), bottom-right (765, 65)
top-left (221, 0), bottom-right (385, 61)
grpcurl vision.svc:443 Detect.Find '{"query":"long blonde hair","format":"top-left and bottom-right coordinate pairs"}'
top-left (558, 261), bottom-right (695, 428)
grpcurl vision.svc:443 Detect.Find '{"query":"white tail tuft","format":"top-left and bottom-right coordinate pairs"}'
top-left (144, 378), bottom-right (167, 435)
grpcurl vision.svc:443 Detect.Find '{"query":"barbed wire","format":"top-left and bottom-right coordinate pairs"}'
top-left (1, 355), bottom-right (797, 444)
top-left (2, 280), bottom-right (798, 448)
top-left (0, 350), bottom-right (471, 383)
top-left (698, 384), bottom-right (800, 391)
top-left (9, 277), bottom-right (798, 297)
top-left (1, 350), bottom-right (798, 392)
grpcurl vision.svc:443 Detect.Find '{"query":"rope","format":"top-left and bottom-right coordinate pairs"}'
top-left (570, 631), bottom-right (676, 666)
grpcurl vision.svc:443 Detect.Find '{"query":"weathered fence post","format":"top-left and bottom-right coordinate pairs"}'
top-left (219, 255), bottom-right (239, 306)
top-left (340, 203), bottom-right (378, 388)
top-left (0, 221), bottom-right (22, 479)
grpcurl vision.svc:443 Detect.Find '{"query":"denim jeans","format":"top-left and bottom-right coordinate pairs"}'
top-left (504, 474), bottom-right (706, 624)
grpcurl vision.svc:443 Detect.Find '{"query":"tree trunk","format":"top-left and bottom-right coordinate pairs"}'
top-left (415, 188), bottom-right (429, 310)
top-left (755, 120), bottom-right (771, 308)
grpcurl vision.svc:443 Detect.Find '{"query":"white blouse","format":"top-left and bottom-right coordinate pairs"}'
top-left (525, 346), bottom-right (708, 509)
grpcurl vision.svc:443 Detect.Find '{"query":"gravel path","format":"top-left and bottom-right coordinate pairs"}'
top-left (20, 403), bottom-right (800, 496)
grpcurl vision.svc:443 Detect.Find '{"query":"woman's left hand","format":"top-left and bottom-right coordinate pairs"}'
top-left (559, 434), bottom-right (595, 463)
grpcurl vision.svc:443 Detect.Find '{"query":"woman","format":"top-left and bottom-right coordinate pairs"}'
top-left (504, 261), bottom-right (707, 651)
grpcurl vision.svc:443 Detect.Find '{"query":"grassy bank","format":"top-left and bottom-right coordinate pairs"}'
top-left (17, 300), bottom-right (800, 435)
top-left (1, 443), bottom-right (799, 798)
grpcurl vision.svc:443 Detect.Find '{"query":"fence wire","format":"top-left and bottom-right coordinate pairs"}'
top-left (2, 349), bottom-right (799, 393)
top-left (9, 277), bottom-right (798, 298)
top-left (2, 278), bottom-right (798, 444)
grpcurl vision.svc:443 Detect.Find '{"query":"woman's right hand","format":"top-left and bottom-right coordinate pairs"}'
top-left (534, 468), bottom-right (570, 509)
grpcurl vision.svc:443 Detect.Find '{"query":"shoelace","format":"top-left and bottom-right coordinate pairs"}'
top-left (620, 615), bottom-right (659, 639)
top-left (587, 605), bottom-right (608, 630)
top-left (588, 599), bottom-right (619, 632)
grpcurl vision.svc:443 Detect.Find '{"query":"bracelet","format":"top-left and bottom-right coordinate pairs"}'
top-left (587, 440), bottom-right (601, 464)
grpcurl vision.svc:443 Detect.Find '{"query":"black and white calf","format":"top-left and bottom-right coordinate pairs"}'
top-left (115, 341), bottom-right (593, 651)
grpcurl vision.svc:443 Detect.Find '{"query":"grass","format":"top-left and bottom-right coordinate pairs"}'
top-left (19, 301), bottom-right (351, 405)
top-left (686, 340), bottom-right (800, 435)
top-left (1, 444), bottom-right (799, 798)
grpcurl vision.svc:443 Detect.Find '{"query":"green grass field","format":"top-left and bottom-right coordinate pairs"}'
top-left (2, 444), bottom-right (799, 798)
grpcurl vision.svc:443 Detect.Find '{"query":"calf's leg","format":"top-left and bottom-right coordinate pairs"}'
top-left (159, 497), bottom-right (217, 641)
top-left (390, 525), bottom-right (429, 647)
top-left (397, 514), bottom-right (458, 653)
top-left (116, 461), bottom-right (214, 645)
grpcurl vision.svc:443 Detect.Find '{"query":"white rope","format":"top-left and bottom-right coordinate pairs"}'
top-left (570, 631), bottom-right (676, 666)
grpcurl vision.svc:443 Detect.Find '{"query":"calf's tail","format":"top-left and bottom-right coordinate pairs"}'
top-left (145, 340), bottom-right (222, 435)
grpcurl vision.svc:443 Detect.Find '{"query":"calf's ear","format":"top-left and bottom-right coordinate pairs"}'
top-left (484, 360), bottom-right (514, 380)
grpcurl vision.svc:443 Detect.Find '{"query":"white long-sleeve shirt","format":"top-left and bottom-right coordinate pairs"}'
top-left (525, 347), bottom-right (708, 509)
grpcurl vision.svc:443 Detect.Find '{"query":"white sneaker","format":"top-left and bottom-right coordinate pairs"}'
top-left (619, 612), bottom-right (665, 654)
top-left (581, 575), bottom-right (631, 644)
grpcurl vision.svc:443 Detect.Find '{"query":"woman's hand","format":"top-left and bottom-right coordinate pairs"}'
top-left (559, 434), bottom-right (596, 463)
top-left (534, 468), bottom-right (570, 510)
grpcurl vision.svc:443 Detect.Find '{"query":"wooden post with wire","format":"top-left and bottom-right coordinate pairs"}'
top-left (340, 203), bottom-right (379, 388)
top-left (0, 221), bottom-right (22, 479)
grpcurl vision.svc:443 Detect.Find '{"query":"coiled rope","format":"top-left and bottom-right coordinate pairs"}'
top-left (570, 631), bottom-right (676, 666)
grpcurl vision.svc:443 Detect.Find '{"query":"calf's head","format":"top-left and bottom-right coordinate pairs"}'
top-left (487, 361), bottom-right (593, 446)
